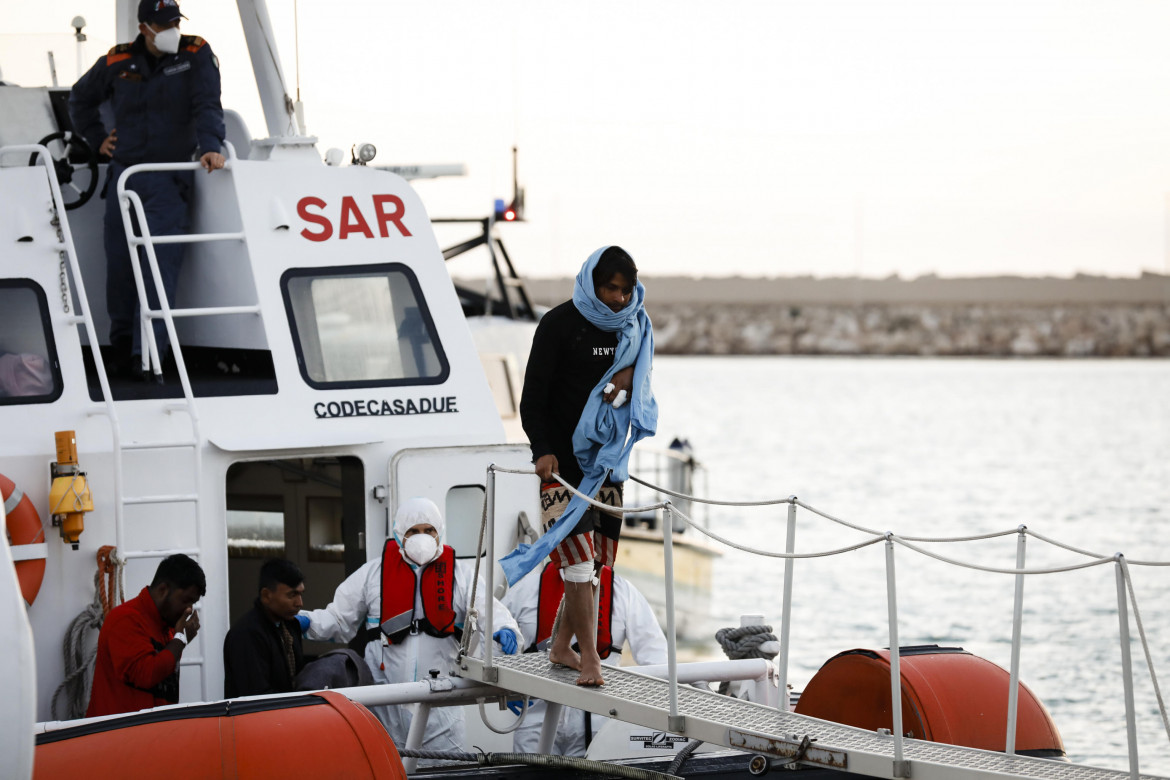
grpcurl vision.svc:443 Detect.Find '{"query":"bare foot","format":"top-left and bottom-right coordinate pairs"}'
top-left (576, 659), bottom-right (605, 687)
top-left (548, 646), bottom-right (581, 670)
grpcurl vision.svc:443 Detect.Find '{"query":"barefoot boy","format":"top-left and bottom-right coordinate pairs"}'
top-left (517, 245), bottom-right (657, 685)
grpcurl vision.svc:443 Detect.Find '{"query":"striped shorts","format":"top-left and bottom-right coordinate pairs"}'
top-left (540, 481), bottom-right (624, 570)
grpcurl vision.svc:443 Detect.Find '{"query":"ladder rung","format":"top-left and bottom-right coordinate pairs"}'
top-left (122, 548), bottom-right (200, 560)
top-left (124, 494), bottom-right (198, 505)
top-left (130, 231), bottom-right (245, 246)
top-left (145, 305), bottom-right (261, 319)
top-left (64, 315), bottom-right (86, 326)
top-left (123, 440), bottom-right (197, 451)
top-left (86, 406), bottom-right (111, 417)
top-left (178, 657), bottom-right (204, 667)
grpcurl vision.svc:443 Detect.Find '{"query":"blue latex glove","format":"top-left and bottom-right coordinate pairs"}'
top-left (295, 615), bottom-right (310, 635)
top-left (494, 628), bottom-right (518, 655)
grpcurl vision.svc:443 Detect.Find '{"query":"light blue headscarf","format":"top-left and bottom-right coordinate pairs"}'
top-left (500, 246), bottom-right (658, 585)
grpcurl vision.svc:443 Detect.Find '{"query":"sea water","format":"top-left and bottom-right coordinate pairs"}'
top-left (646, 356), bottom-right (1170, 775)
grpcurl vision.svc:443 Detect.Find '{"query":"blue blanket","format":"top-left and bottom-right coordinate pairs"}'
top-left (500, 247), bottom-right (658, 584)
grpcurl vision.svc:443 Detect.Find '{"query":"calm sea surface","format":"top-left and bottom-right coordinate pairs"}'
top-left (645, 356), bottom-right (1170, 774)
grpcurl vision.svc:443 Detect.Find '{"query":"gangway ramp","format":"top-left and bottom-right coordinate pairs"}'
top-left (460, 655), bottom-right (1158, 780)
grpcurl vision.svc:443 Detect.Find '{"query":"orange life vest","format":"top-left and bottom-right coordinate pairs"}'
top-left (528, 562), bottom-right (618, 658)
top-left (379, 539), bottom-right (460, 643)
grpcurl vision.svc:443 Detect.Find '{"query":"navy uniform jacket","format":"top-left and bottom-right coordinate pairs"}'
top-left (69, 34), bottom-right (225, 165)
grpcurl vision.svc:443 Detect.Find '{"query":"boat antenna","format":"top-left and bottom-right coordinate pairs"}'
top-left (293, 0), bottom-right (305, 134)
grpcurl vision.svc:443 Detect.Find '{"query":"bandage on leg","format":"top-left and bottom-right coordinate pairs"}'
top-left (562, 561), bottom-right (595, 583)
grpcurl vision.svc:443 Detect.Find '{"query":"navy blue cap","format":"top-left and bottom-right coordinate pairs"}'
top-left (138, 0), bottom-right (186, 25)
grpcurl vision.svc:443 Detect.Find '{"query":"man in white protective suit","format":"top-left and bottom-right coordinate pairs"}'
top-left (298, 497), bottom-right (521, 751)
top-left (503, 560), bottom-right (667, 755)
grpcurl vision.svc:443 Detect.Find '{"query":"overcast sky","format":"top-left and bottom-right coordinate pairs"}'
top-left (6, 0), bottom-right (1170, 280)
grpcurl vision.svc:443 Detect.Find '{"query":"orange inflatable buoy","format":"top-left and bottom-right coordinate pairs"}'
top-left (1, 472), bottom-right (47, 607)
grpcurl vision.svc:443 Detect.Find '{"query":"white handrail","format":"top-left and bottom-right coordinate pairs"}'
top-left (508, 467), bottom-right (1170, 777)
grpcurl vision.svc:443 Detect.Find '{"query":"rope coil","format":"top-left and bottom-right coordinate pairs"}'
top-left (51, 546), bottom-right (123, 720)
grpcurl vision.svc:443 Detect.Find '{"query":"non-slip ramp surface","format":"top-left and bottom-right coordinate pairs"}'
top-left (459, 654), bottom-right (1161, 780)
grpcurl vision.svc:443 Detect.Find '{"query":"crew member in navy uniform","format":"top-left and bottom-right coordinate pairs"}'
top-left (68, 0), bottom-right (226, 380)
top-left (298, 498), bottom-right (521, 754)
top-left (503, 561), bottom-right (667, 754)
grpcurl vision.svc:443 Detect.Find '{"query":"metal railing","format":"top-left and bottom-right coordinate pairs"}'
top-left (473, 464), bottom-right (1170, 780)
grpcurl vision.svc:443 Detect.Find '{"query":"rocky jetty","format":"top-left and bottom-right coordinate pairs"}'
top-left (649, 302), bottom-right (1170, 357)
top-left (468, 272), bottom-right (1170, 357)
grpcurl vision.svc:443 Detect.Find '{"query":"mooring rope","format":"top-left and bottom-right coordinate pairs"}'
top-left (51, 546), bottom-right (123, 720)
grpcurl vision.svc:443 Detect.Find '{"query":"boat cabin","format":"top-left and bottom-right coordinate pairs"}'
top-left (0, 74), bottom-right (539, 719)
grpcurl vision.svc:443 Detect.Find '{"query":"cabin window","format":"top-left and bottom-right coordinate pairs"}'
top-left (445, 484), bottom-right (486, 559)
top-left (0, 280), bottom-right (63, 405)
top-left (282, 263), bottom-right (449, 388)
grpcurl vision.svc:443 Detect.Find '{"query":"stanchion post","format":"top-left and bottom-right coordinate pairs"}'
top-left (663, 503), bottom-right (682, 732)
top-left (885, 534), bottom-right (908, 778)
top-left (1116, 555), bottom-right (1139, 780)
top-left (778, 497), bottom-right (797, 712)
top-left (1006, 525), bottom-right (1027, 754)
top-left (484, 465), bottom-right (496, 676)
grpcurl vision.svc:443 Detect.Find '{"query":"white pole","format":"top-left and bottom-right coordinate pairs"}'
top-left (401, 703), bottom-right (432, 774)
top-left (662, 504), bottom-right (680, 727)
top-left (1116, 556), bottom-right (1140, 780)
top-left (484, 466), bottom-right (496, 673)
top-left (1006, 526), bottom-right (1027, 754)
top-left (538, 703), bottom-right (562, 753)
top-left (777, 498), bottom-right (797, 712)
top-left (234, 0), bottom-right (297, 138)
top-left (885, 535), bottom-right (907, 777)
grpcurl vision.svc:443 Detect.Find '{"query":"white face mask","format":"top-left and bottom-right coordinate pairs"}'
top-left (152, 26), bottom-right (181, 55)
top-left (403, 533), bottom-right (439, 567)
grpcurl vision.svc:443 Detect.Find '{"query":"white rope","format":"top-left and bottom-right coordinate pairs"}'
top-left (50, 568), bottom-right (104, 720)
top-left (1120, 558), bottom-right (1170, 743)
top-left (629, 473), bottom-right (795, 508)
top-left (889, 534), bottom-right (1115, 575)
top-left (477, 695), bottom-right (529, 734)
top-left (795, 498), bottom-right (1021, 543)
top-left (1026, 528), bottom-right (1170, 567)
top-left (668, 502), bottom-right (884, 559)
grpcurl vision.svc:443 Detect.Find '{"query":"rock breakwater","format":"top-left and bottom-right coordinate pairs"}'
top-left (648, 302), bottom-right (1170, 357)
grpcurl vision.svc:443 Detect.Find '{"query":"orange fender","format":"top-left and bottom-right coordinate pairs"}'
top-left (35, 691), bottom-right (407, 780)
top-left (1, 473), bottom-right (47, 607)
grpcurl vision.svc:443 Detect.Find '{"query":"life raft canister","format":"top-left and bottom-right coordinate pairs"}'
top-left (794, 645), bottom-right (1065, 758)
top-left (1, 472), bottom-right (47, 608)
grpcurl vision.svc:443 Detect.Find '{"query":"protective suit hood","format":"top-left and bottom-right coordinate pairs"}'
top-left (393, 497), bottom-right (445, 567)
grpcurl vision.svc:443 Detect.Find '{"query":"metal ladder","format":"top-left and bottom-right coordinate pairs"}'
top-left (109, 142), bottom-right (259, 697)
top-left (16, 142), bottom-right (253, 699)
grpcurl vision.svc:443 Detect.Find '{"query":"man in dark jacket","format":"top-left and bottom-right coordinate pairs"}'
top-left (223, 558), bottom-right (306, 697)
top-left (68, 0), bottom-right (226, 379)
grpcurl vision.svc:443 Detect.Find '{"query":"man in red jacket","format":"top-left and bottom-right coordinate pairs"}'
top-left (87, 554), bottom-right (205, 716)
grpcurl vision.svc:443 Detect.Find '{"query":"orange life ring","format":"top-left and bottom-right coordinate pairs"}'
top-left (1, 472), bottom-right (47, 607)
